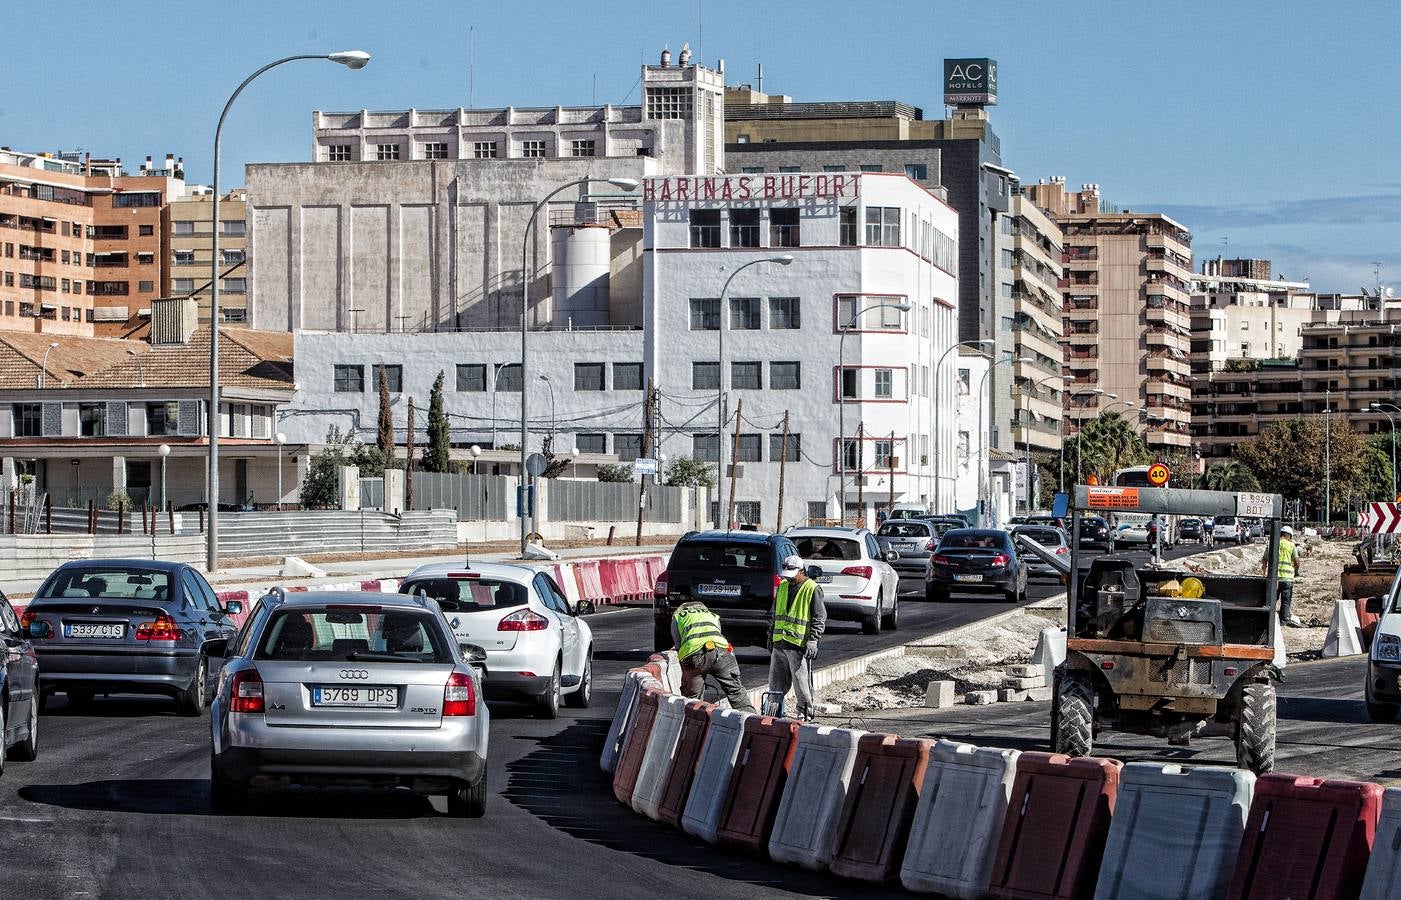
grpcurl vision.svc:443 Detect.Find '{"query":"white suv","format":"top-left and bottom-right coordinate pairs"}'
top-left (784, 527), bottom-right (901, 635)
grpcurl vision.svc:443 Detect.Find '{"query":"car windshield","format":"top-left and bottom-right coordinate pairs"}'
top-left (669, 542), bottom-right (774, 572)
top-left (940, 531), bottom-right (1010, 551)
top-left (792, 536), bottom-right (862, 561)
top-left (878, 522), bottom-right (931, 538)
top-left (39, 567), bottom-right (172, 601)
top-left (888, 509), bottom-right (929, 520)
top-left (1081, 518), bottom-right (1108, 530)
top-left (1014, 527), bottom-right (1063, 546)
top-left (255, 608), bottom-right (452, 663)
top-left (402, 577), bottom-right (527, 614)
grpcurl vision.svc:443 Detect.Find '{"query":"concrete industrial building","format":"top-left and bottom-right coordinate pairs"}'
top-left (167, 188), bottom-right (250, 324)
top-left (1024, 177), bottom-right (1193, 450)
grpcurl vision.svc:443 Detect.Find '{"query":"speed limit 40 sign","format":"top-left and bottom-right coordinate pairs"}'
top-left (1147, 463), bottom-right (1170, 486)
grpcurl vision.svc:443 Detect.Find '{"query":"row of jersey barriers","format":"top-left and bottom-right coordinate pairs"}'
top-left (603, 652), bottom-right (1401, 900)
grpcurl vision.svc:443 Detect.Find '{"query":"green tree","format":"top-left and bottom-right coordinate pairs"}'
top-left (300, 426), bottom-right (356, 508)
top-left (663, 456), bottom-right (716, 489)
top-left (1236, 417), bottom-right (1370, 519)
top-left (376, 365), bottom-right (394, 461)
top-left (596, 463), bottom-right (635, 483)
top-left (422, 371), bottom-right (450, 473)
top-left (1062, 412), bottom-right (1150, 484)
top-left (1201, 459), bottom-right (1260, 492)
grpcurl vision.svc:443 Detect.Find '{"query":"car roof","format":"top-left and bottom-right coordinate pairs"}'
top-left (681, 529), bottom-right (779, 543)
top-left (942, 528), bottom-right (1011, 539)
top-left (1013, 525), bottom-right (1066, 540)
top-left (52, 559), bottom-right (187, 573)
top-left (271, 590), bottom-right (441, 612)
top-left (402, 561), bottom-right (539, 584)
top-left (788, 527), bottom-right (869, 538)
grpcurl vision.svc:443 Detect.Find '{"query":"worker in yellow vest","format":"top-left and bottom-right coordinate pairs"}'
top-left (1274, 525), bottom-right (1303, 627)
top-left (769, 554), bottom-right (828, 721)
top-left (670, 601), bottom-right (754, 711)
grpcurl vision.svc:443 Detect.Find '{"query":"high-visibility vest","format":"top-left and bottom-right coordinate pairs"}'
top-left (1278, 538), bottom-right (1297, 581)
top-left (772, 578), bottom-right (817, 648)
top-left (673, 605), bottom-right (726, 660)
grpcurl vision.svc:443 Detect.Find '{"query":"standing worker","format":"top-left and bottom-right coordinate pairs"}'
top-left (1271, 524), bottom-right (1304, 627)
top-left (670, 600), bottom-right (755, 711)
top-left (769, 554), bottom-right (827, 721)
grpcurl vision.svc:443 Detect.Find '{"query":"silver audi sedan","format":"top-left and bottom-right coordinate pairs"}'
top-left (209, 590), bottom-right (490, 817)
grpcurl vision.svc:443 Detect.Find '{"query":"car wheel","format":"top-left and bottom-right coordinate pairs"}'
top-left (882, 595), bottom-right (900, 631)
top-left (9, 693), bottom-right (38, 762)
top-left (209, 751), bottom-right (247, 814)
top-left (0, 703), bottom-right (6, 778)
top-left (534, 661), bottom-right (561, 719)
top-left (447, 770), bottom-right (488, 818)
top-left (1365, 681), bottom-right (1398, 723)
top-left (862, 595), bottom-right (883, 635)
top-left (176, 655), bottom-right (208, 718)
top-left (565, 650), bottom-right (593, 709)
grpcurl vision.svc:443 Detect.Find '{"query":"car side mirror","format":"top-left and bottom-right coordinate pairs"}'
top-left (459, 642), bottom-right (488, 664)
top-left (805, 565), bottom-right (823, 580)
top-left (25, 620), bottom-right (52, 640)
top-left (223, 600), bottom-right (244, 616)
top-left (576, 599), bottom-right (596, 616)
top-left (204, 637), bottom-right (229, 658)
top-left (1366, 595), bottom-right (1385, 615)
top-left (884, 550), bottom-right (899, 563)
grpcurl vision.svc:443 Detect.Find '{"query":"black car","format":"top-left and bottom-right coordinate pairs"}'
top-left (1079, 516), bottom-right (1113, 551)
top-left (1024, 515), bottom-right (1067, 530)
top-left (653, 530), bottom-right (799, 651)
top-left (1178, 518), bottom-right (1204, 542)
top-left (2, 591), bottom-right (40, 769)
top-left (23, 560), bottom-right (243, 714)
top-left (926, 529), bottom-right (1028, 603)
top-left (876, 519), bottom-right (960, 594)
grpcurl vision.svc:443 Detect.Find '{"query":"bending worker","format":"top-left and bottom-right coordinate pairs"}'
top-left (671, 600), bottom-right (755, 711)
top-left (770, 554), bottom-right (827, 721)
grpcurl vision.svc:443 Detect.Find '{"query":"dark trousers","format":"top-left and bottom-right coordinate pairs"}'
top-left (680, 648), bottom-right (755, 712)
top-left (1278, 580), bottom-right (1295, 619)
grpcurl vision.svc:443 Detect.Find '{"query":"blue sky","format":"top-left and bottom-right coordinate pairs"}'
top-left (4, 0), bottom-right (1398, 293)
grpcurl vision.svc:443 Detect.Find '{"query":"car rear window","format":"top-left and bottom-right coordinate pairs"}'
top-left (1015, 527), bottom-right (1063, 546)
top-left (39, 567), bottom-right (172, 602)
top-left (669, 542), bottom-right (774, 572)
top-left (1217, 516), bottom-right (1237, 525)
top-left (402, 577), bottom-right (527, 613)
top-left (255, 608), bottom-right (452, 663)
top-left (888, 509), bottom-right (930, 520)
top-left (878, 522), bottom-right (931, 538)
top-left (792, 536), bottom-right (862, 561)
top-left (940, 531), bottom-right (1011, 551)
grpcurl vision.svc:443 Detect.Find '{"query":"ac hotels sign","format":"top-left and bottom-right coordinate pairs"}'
top-left (644, 174), bottom-right (861, 203)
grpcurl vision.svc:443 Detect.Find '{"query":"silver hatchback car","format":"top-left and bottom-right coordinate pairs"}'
top-left (209, 590), bottom-right (490, 817)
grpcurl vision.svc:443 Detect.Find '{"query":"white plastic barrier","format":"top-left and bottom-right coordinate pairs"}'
top-left (1362, 787), bottom-right (1401, 900)
top-left (650, 650), bottom-right (682, 695)
top-left (679, 707), bottom-right (752, 843)
top-left (900, 740), bottom-right (1019, 898)
top-left (631, 693), bottom-right (688, 819)
top-left (601, 671), bottom-right (657, 773)
top-left (768, 724), bottom-right (866, 870)
top-left (1323, 597), bottom-right (1366, 658)
top-left (1093, 762), bottom-right (1254, 900)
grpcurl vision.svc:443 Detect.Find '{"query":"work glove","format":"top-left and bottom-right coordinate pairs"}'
top-left (804, 642), bottom-right (819, 661)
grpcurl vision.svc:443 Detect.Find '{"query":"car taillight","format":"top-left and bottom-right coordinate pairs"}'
top-left (498, 608), bottom-right (550, 631)
top-left (930, 554), bottom-right (951, 566)
top-left (1056, 546), bottom-right (1069, 555)
top-left (135, 614), bottom-right (184, 641)
top-left (19, 609), bottom-right (36, 629)
top-left (443, 671), bottom-right (477, 716)
top-left (925, 540), bottom-right (936, 552)
top-left (841, 565), bottom-right (873, 580)
top-left (229, 669), bottom-right (264, 714)
top-left (990, 554), bottom-right (1010, 566)
top-left (654, 572), bottom-right (669, 595)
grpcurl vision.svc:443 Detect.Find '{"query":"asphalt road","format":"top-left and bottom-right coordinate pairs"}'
top-left (0, 544), bottom-right (1191, 900)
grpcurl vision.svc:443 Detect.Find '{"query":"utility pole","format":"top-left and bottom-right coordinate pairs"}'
top-left (775, 410), bottom-right (790, 531)
top-left (406, 399), bottom-right (415, 511)
top-left (887, 430), bottom-right (896, 520)
top-left (1325, 388), bottom-right (1332, 524)
top-left (635, 377), bottom-right (655, 546)
top-left (855, 421), bottom-right (865, 528)
top-left (725, 397), bottom-right (743, 528)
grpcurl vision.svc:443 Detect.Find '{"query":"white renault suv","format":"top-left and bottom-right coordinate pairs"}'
top-left (399, 562), bottom-right (594, 718)
top-left (784, 527), bottom-right (901, 635)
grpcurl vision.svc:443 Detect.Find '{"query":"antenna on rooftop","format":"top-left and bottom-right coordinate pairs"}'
top-left (468, 25), bottom-right (475, 109)
top-left (756, 62), bottom-right (764, 94)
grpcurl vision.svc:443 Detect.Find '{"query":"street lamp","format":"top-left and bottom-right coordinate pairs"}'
top-left (1063, 389), bottom-right (1107, 490)
top-left (715, 254), bottom-right (794, 528)
top-left (1372, 402), bottom-right (1399, 501)
top-left (837, 297), bottom-right (911, 526)
top-left (519, 176), bottom-right (639, 553)
top-left (469, 444), bottom-right (482, 475)
top-left (537, 375), bottom-right (557, 442)
top-left (127, 348), bottom-right (145, 388)
top-left (1073, 392), bottom-right (1119, 486)
top-left (977, 356), bottom-right (1033, 526)
top-left (38, 341), bottom-right (59, 389)
top-left (274, 432), bottom-right (286, 511)
top-left (933, 339), bottom-right (994, 513)
top-left (157, 443), bottom-right (170, 511)
top-left (570, 446), bottom-right (580, 479)
top-left (207, 49), bottom-right (371, 572)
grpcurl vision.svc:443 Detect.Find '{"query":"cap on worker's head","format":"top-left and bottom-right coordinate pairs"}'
top-left (1281, 525), bottom-right (1294, 536)
top-left (780, 554), bottom-right (805, 577)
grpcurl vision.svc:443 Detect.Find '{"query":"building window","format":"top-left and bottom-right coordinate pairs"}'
top-left (570, 139), bottom-right (596, 157)
top-left (333, 364), bottom-right (365, 393)
top-left (12, 404), bottom-right (40, 437)
top-left (422, 142), bottom-right (449, 160)
top-left (222, 249), bottom-right (245, 265)
top-left (732, 361), bottom-right (762, 390)
top-left (692, 362), bottom-right (720, 391)
top-left (370, 364), bottom-right (402, 393)
top-left (113, 192), bottom-right (160, 208)
top-left (456, 363), bottom-right (486, 392)
top-left (840, 207), bottom-right (859, 246)
top-left (770, 208), bottom-right (800, 247)
top-left (689, 297), bottom-right (719, 330)
top-left (18, 303), bottom-right (32, 318)
top-left (837, 295), bottom-right (905, 330)
top-left (841, 438), bottom-right (860, 470)
top-left (646, 87), bottom-right (692, 120)
top-left (840, 368), bottom-right (858, 399)
top-left (138, 224), bottom-right (154, 236)
top-left (574, 363), bottom-right (606, 391)
top-left (874, 439), bottom-right (895, 467)
top-left (223, 308), bottom-right (246, 323)
top-left (79, 403), bottom-right (106, 437)
top-left (875, 368), bottom-right (894, 399)
top-left (865, 207), bottom-right (901, 246)
top-left (173, 278), bottom-right (195, 294)
top-left (522, 140), bottom-right (547, 158)
top-left (138, 280), bottom-right (154, 293)
top-left (136, 252), bottom-right (154, 265)
top-left (729, 209), bottom-right (760, 247)
top-left (689, 210), bottom-right (721, 248)
top-left (473, 141), bottom-right (498, 159)
top-left (173, 220), bottom-right (195, 236)
top-left (327, 144), bottom-right (352, 161)
top-left (859, 164), bottom-right (883, 173)
top-left (146, 401), bottom-right (179, 436)
top-left (730, 296), bottom-right (761, 330)
top-left (173, 250), bottom-right (195, 265)
top-left (222, 220), bottom-right (246, 237)
top-left (222, 278), bottom-right (246, 294)
top-left (495, 363), bottom-right (522, 392)
top-left (615, 433), bottom-right (643, 461)
top-left (904, 163), bottom-right (928, 180)
top-left (769, 296), bottom-right (800, 329)
top-left (807, 500), bottom-right (827, 522)
top-left (375, 143), bottom-right (401, 161)
top-left (735, 434), bottom-right (762, 462)
top-left (770, 432), bottom-right (800, 462)
top-left (1001, 249), bottom-right (1015, 268)
top-left (613, 362), bottom-right (643, 391)
top-left (575, 433), bottom-right (607, 454)
top-left (771, 361), bottom-right (801, 389)
top-left (61, 307), bottom-right (71, 321)
top-left (692, 433), bottom-right (719, 461)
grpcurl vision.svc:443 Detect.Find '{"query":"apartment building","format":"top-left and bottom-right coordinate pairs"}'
top-left (1024, 178), bottom-right (1193, 450)
top-left (0, 149), bottom-right (184, 337)
top-left (1008, 192), bottom-right (1064, 454)
top-left (168, 188), bottom-right (249, 324)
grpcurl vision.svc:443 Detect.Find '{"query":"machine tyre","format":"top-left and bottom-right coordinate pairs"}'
top-left (1052, 674), bottom-right (1094, 757)
top-left (1235, 682), bottom-right (1277, 774)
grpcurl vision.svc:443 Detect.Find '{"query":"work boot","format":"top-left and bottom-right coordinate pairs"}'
top-left (1283, 615), bottom-right (1304, 628)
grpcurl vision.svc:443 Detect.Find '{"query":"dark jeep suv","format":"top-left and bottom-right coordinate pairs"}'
top-left (653, 530), bottom-right (799, 651)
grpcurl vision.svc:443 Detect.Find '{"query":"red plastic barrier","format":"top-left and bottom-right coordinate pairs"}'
top-left (609, 558), bottom-right (639, 602)
top-left (597, 558), bottom-right (621, 602)
top-left (359, 579), bottom-right (381, 592)
top-left (1357, 598), bottom-right (1380, 650)
top-left (1226, 773), bottom-right (1382, 900)
top-left (829, 733), bottom-right (933, 883)
top-left (630, 558), bottom-right (652, 602)
top-left (613, 686), bottom-right (664, 807)
top-left (716, 716), bottom-right (800, 853)
top-left (986, 752), bottom-right (1120, 900)
top-left (576, 560), bottom-right (606, 605)
top-left (657, 699), bottom-right (715, 826)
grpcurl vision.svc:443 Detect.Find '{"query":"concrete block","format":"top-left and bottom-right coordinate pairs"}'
top-left (1002, 675), bottom-right (1046, 690)
top-left (1005, 664), bottom-right (1040, 678)
top-left (279, 555), bottom-right (326, 578)
top-left (918, 645), bottom-right (971, 660)
top-left (925, 681), bottom-right (956, 708)
top-left (999, 688), bottom-right (1029, 702)
top-left (815, 703), bottom-right (843, 716)
top-left (965, 690), bottom-right (998, 705)
top-left (1323, 598), bottom-right (1365, 657)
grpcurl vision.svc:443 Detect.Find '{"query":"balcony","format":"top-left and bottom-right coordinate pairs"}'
top-left (1067, 296), bottom-right (1099, 311)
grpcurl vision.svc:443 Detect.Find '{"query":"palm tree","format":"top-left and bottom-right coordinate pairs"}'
top-left (1202, 459), bottom-right (1260, 492)
top-left (1075, 412), bottom-right (1149, 482)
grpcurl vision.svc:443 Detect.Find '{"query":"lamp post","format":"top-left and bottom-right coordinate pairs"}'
top-left (274, 432), bottom-right (286, 510)
top-left (1324, 388), bottom-right (1332, 524)
top-left (537, 375), bottom-right (557, 442)
top-left (837, 297), bottom-right (911, 527)
top-left (976, 356), bottom-right (1032, 526)
top-left (1063, 389), bottom-right (1107, 490)
top-left (714, 254), bottom-right (794, 528)
top-left (469, 444), bottom-right (482, 475)
top-left (127, 348), bottom-right (145, 388)
top-left (933, 338), bottom-right (993, 514)
top-left (157, 443), bottom-right (170, 511)
top-left (570, 446), bottom-right (580, 479)
top-left (519, 176), bottom-right (639, 553)
top-left (1372, 402), bottom-right (1399, 501)
top-left (38, 341), bottom-right (59, 389)
top-left (207, 49), bottom-right (370, 572)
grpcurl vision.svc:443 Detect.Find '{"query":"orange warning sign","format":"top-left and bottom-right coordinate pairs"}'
top-left (1147, 463), bottom-right (1171, 487)
top-left (1087, 487), bottom-right (1140, 510)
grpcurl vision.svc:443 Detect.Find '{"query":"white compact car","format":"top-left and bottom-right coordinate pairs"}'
top-left (785, 527), bottom-right (901, 635)
top-left (399, 562), bottom-right (593, 718)
top-left (1365, 569), bottom-right (1401, 723)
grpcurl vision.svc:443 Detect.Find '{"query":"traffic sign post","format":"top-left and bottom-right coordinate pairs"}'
top-left (633, 458), bottom-right (658, 477)
top-left (1147, 463), bottom-right (1171, 487)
